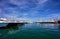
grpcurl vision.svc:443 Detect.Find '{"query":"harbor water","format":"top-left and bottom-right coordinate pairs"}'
top-left (0, 23), bottom-right (60, 39)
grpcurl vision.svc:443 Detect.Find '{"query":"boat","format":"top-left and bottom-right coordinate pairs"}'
top-left (0, 18), bottom-right (27, 28)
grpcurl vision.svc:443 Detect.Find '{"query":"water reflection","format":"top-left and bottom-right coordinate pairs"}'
top-left (0, 23), bottom-right (60, 39)
top-left (0, 23), bottom-right (25, 35)
top-left (58, 24), bottom-right (60, 32)
top-left (37, 23), bottom-right (60, 32)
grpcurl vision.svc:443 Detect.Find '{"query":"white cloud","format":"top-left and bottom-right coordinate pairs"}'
top-left (3, 14), bottom-right (18, 20)
top-left (47, 13), bottom-right (60, 20)
top-left (0, 0), bottom-right (55, 21)
top-left (23, 13), bottom-right (28, 16)
top-left (37, 0), bottom-right (48, 4)
top-left (0, 9), bottom-right (2, 13)
top-left (9, 0), bottom-right (27, 6)
top-left (8, 0), bottom-right (49, 8)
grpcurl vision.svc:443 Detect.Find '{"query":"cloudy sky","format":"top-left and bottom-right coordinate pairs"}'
top-left (0, 0), bottom-right (60, 20)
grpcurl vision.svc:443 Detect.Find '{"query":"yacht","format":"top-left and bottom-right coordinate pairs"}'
top-left (0, 18), bottom-right (8, 27)
top-left (0, 18), bottom-right (27, 27)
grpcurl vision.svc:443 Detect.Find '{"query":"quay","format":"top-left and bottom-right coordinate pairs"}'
top-left (36, 20), bottom-right (60, 24)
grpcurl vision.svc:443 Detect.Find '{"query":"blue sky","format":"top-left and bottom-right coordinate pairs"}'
top-left (0, 0), bottom-right (60, 20)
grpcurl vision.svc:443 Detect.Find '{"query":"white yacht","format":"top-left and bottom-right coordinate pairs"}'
top-left (0, 18), bottom-right (27, 27)
top-left (0, 18), bottom-right (8, 27)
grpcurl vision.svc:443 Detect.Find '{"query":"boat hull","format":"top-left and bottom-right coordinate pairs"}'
top-left (0, 23), bottom-right (26, 29)
top-left (0, 23), bottom-right (8, 27)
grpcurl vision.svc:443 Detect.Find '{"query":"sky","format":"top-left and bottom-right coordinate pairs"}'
top-left (0, 0), bottom-right (60, 21)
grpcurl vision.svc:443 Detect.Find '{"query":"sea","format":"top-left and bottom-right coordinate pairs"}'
top-left (0, 23), bottom-right (60, 39)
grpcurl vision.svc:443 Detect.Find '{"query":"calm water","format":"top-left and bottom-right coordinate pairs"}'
top-left (0, 23), bottom-right (60, 39)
